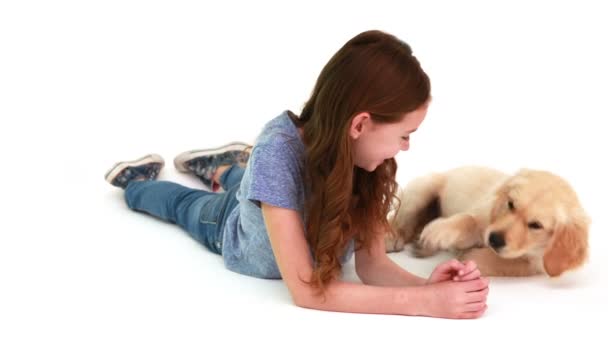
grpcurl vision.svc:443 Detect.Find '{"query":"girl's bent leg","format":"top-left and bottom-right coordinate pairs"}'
top-left (219, 165), bottom-right (245, 190)
top-left (124, 180), bottom-right (208, 227)
top-left (124, 180), bottom-right (218, 252)
top-left (124, 180), bottom-right (237, 255)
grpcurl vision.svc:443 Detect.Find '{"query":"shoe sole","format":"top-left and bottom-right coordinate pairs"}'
top-left (174, 141), bottom-right (252, 173)
top-left (104, 154), bottom-right (165, 184)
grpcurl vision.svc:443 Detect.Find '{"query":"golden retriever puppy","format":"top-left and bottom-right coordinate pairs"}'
top-left (385, 166), bottom-right (590, 277)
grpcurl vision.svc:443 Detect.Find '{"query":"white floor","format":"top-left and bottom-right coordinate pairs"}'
top-left (2, 1), bottom-right (608, 341)
top-left (5, 165), bottom-right (607, 341)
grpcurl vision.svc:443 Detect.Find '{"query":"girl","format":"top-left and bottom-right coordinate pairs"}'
top-left (105, 30), bottom-right (489, 319)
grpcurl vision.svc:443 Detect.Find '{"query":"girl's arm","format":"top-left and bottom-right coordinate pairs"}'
top-left (261, 203), bottom-right (425, 315)
top-left (354, 227), bottom-right (484, 286)
top-left (261, 203), bottom-right (489, 318)
top-left (354, 227), bottom-right (427, 287)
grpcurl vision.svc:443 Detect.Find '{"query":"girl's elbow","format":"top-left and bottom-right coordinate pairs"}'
top-left (355, 264), bottom-right (372, 284)
top-left (289, 286), bottom-right (323, 309)
top-left (291, 290), bottom-right (317, 309)
top-left (293, 295), bottom-right (312, 309)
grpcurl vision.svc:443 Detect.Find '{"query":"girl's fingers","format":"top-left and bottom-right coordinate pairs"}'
top-left (457, 305), bottom-right (487, 319)
top-left (441, 259), bottom-right (464, 273)
top-left (466, 287), bottom-right (489, 303)
top-left (462, 277), bottom-right (489, 292)
top-left (457, 260), bottom-right (477, 276)
top-left (465, 301), bottom-right (487, 312)
top-left (455, 269), bottom-right (481, 281)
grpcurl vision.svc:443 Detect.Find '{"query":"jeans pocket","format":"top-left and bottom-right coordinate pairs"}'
top-left (198, 195), bottom-right (227, 255)
top-left (199, 199), bottom-right (220, 225)
top-left (197, 189), bottom-right (240, 255)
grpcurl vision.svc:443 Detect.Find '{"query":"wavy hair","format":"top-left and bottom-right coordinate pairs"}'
top-left (291, 30), bottom-right (431, 294)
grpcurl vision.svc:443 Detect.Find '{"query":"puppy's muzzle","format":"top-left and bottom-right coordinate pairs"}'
top-left (489, 232), bottom-right (506, 250)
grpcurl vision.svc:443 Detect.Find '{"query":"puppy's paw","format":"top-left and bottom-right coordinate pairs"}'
top-left (412, 238), bottom-right (439, 258)
top-left (417, 222), bottom-right (458, 253)
top-left (385, 234), bottom-right (406, 253)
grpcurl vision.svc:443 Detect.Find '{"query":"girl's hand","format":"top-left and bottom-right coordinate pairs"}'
top-left (426, 259), bottom-right (481, 284)
top-left (421, 277), bottom-right (489, 319)
top-left (453, 260), bottom-right (481, 281)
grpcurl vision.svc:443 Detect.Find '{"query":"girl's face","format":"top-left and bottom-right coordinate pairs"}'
top-left (350, 104), bottom-right (428, 172)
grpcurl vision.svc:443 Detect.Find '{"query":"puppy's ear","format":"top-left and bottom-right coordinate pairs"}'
top-left (543, 213), bottom-right (590, 277)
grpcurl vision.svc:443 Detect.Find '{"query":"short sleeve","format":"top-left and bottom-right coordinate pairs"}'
top-left (244, 142), bottom-right (302, 210)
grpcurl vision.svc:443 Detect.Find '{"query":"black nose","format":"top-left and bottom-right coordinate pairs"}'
top-left (489, 232), bottom-right (506, 249)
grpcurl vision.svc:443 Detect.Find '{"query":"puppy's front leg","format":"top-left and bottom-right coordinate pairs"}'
top-left (414, 213), bottom-right (483, 257)
top-left (385, 231), bottom-right (407, 253)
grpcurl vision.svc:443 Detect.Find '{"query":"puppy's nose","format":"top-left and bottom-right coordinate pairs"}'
top-left (489, 232), bottom-right (506, 250)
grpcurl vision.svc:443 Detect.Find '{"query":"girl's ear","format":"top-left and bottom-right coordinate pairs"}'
top-left (350, 112), bottom-right (371, 139)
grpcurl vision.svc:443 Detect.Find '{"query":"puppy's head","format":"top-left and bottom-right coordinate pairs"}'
top-left (487, 169), bottom-right (589, 276)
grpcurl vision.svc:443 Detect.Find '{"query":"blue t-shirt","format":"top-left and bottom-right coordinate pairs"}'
top-left (221, 111), bottom-right (354, 278)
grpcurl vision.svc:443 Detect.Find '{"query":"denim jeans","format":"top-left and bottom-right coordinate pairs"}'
top-left (124, 165), bottom-right (244, 255)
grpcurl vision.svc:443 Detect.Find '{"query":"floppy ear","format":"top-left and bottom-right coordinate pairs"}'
top-left (543, 215), bottom-right (589, 277)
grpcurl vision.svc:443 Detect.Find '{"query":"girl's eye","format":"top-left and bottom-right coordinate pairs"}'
top-left (401, 136), bottom-right (410, 141)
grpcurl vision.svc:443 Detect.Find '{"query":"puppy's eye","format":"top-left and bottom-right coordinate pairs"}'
top-left (528, 221), bottom-right (543, 230)
top-left (507, 200), bottom-right (515, 211)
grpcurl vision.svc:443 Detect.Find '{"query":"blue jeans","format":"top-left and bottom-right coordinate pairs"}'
top-left (124, 165), bottom-right (244, 255)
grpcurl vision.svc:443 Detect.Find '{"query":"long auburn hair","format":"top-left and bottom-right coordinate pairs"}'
top-left (291, 30), bottom-right (431, 293)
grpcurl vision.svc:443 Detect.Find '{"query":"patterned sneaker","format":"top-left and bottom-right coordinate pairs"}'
top-left (174, 142), bottom-right (252, 192)
top-left (104, 154), bottom-right (165, 189)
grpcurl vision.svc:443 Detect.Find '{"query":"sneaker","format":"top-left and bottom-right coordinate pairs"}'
top-left (174, 141), bottom-right (252, 191)
top-left (104, 154), bottom-right (165, 189)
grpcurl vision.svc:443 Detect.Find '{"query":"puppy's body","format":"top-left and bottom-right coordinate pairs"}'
top-left (386, 166), bottom-right (589, 277)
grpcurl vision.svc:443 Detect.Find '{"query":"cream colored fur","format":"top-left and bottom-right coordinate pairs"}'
top-left (386, 166), bottom-right (590, 277)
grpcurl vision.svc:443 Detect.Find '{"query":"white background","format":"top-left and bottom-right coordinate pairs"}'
top-left (1, 0), bottom-right (607, 341)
